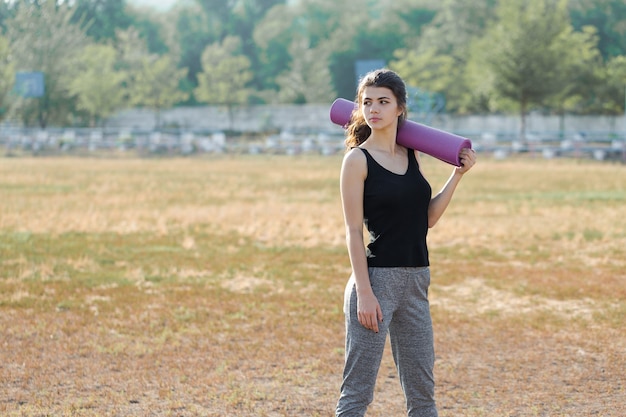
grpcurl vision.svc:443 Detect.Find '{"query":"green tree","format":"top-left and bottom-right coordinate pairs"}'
top-left (477, 0), bottom-right (584, 138)
top-left (0, 35), bottom-right (14, 122)
top-left (7, 0), bottom-right (88, 127)
top-left (227, 0), bottom-right (286, 91)
top-left (194, 0), bottom-right (285, 44)
top-left (194, 0), bottom-right (233, 40)
top-left (114, 27), bottom-right (151, 104)
top-left (275, 37), bottom-right (335, 104)
top-left (126, 5), bottom-right (169, 54)
top-left (393, 0), bottom-right (497, 113)
top-left (253, 4), bottom-right (295, 92)
top-left (390, 48), bottom-right (460, 112)
top-left (381, 0), bottom-right (438, 42)
top-left (151, 1), bottom-right (286, 103)
top-left (0, 1), bottom-right (13, 33)
top-left (68, 44), bottom-right (127, 127)
top-left (172, 0), bottom-right (285, 98)
top-left (195, 36), bottom-right (253, 129)
top-left (70, 0), bottom-right (132, 42)
top-left (165, 3), bottom-right (214, 101)
top-left (419, 0), bottom-right (497, 55)
top-left (115, 26), bottom-right (187, 124)
top-left (591, 55), bottom-right (626, 114)
top-left (255, 0), bottom-right (436, 102)
top-left (547, 25), bottom-right (603, 125)
top-left (296, 0), bottom-right (394, 99)
top-left (464, 35), bottom-right (514, 114)
top-left (114, 27), bottom-right (148, 70)
top-left (569, 0), bottom-right (626, 59)
top-left (129, 54), bottom-right (189, 127)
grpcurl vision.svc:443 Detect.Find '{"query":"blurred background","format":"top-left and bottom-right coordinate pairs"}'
top-left (0, 0), bottom-right (624, 161)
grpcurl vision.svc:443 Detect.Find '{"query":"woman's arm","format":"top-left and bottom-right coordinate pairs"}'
top-left (340, 149), bottom-right (383, 333)
top-left (424, 148), bottom-right (477, 228)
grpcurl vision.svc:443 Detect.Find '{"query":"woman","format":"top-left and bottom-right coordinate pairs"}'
top-left (336, 69), bottom-right (476, 417)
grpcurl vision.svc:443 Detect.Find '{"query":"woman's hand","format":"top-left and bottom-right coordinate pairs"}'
top-left (357, 291), bottom-right (383, 333)
top-left (456, 148), bottom-right (477, 175)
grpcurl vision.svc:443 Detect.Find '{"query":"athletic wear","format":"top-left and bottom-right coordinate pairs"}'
top-left (336, 268), bottom-right (437, 417)
top-left (361, 148), bottom-right (432, 267)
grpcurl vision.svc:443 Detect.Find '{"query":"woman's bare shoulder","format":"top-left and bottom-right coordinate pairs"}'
top-left (343, 147), bottom-right (366, 165)
top-left (341, 147), bottom-right (367, 176)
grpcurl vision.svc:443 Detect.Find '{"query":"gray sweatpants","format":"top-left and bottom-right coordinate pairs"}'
top-left (336, 267), bottom-right (437, 417)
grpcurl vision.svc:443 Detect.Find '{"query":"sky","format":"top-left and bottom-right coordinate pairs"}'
top-left (128, 0), bottom-right (179, 11)
top-left (128, 0), bottom-right (299, 11)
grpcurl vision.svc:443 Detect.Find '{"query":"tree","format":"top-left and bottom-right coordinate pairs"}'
top-left (253, 4), bottom-right (295, 93)
top-left (194, 0), bottom-right (233, 40)
top-left (464, 35), bottom-right (514, 114)
top-left (0, 35), bottom-right (14, 122)
top-left (194, 0), bottom-right (285, 44)
top-left (0, 1), bottom-right (13, 33)
top-left (569, 0), bottom-right (626, 59)
top-left (226, 0), bottom-right (286, 91)
top-left (275, 37), bottom-right (336, 104)
top-left (114, 27), bottom-right (152, 104)
top-left (418, 0), bottom-right (497, 55)
top-left (170, 0), bottom-right (285, 99)
top-left (114, 27), bottom-right (148, 70)
top-left (115, 26), bottom-right (188, 126)
top-left (392, 0), bottom-right (497, 113)
top-left (165, 3), bottom-right (214, 101)
top-left (7, 0), bottom-right (88, 127)
top-left (125, 5), bottom-right (169, 54)
top-left (129, 54), bottom-right (189, 127)
top-left (390, 48), bottom-right (460, 113)
top-left (296, 0), bottom-right (386, 99)
top-left (70, 0), bottom-right (133, 42)
top-left (590, 55), bottom-right (626, 114)
top-left (194, 36), bottom-right (253, 129)
top-left (68, 44), bottom-right (127, 127)
top-left (254, 1), bottom-right (363, 100)
top-left (546, 25), bottom-right (603, 125)
top-left (380, 0), bottom-right (438, 42)
top-left (476, 0), bottom-right (586, 138)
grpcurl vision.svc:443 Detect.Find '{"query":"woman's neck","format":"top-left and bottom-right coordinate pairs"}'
top-left (365, 127), bottom-right (399, 154)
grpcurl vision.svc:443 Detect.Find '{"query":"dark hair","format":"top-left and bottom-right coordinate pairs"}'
top-left (345, 69), bottom-right (407, 149)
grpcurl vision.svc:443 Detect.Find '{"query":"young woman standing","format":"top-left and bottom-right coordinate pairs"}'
top-left (336, 69), bottom-right (476, 417)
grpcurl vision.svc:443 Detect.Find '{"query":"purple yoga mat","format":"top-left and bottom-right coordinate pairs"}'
top-left (330, 98), bottom-right (472, 167)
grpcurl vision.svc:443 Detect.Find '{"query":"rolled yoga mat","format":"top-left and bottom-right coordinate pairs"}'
top-left (330, 98), bottom-right (472, 167)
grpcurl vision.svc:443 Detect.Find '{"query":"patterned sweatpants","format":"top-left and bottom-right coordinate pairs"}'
top-left (336, 267), bottom-right (437, 417)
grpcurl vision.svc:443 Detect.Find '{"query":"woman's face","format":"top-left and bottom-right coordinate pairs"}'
top-left (360, 86), bottom-right (403, 131)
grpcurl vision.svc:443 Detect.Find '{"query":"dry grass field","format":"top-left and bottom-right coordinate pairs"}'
top-left (0, 154), bottom-right (625, 417)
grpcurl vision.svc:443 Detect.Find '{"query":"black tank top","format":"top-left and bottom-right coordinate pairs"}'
top-left (361, 148), bottom-right (432, 267)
